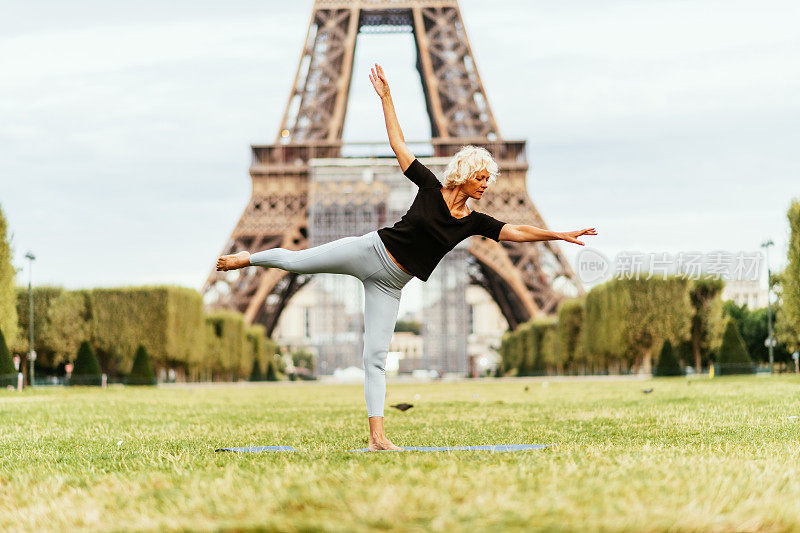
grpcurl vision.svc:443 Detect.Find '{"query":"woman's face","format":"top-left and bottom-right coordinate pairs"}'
top-left (465, 168), bottom-right (491, 199)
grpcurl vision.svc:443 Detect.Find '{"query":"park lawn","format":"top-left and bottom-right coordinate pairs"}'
top-left (1, 376), bottom-right (800, 532)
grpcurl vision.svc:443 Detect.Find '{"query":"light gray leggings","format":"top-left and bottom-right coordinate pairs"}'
top-left (249, 230), bottom-right (413, 417)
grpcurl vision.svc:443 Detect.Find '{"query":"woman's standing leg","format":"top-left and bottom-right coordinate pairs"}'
top-left (362, 276), bottom-right (404, 450)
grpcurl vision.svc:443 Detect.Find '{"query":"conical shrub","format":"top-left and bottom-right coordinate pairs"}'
top-left (265, 357), bottom-right (278, 381)
top-left (249, 357), bottom-right (263, 382)
top-left (70, 340), bottom-right (102, 386)
top-left (127, 345), bottom-right (156, 386)
top-left (0, 328), bottom-right (17, 386)
top-left (655, 339), bottom-right (683, 376)
top-left (717, 319), bottom-right (754, 375)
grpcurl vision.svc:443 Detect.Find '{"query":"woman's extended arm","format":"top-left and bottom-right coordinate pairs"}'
top-left (498, 225), bottom-right (597, 245)
top-left (369, 64), bottom-right (415, 172)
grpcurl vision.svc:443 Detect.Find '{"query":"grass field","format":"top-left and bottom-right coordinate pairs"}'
top-left (2, 375), bottom-right (800, 532)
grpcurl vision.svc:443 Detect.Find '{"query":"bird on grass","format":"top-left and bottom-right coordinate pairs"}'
top-left (642, 388), bottom-right (654, 394)
top-left (391, 403), bottom-right (413, 411)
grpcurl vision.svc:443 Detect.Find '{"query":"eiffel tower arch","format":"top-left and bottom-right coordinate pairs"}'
top-left (202, 0), bottom-right (585, 371)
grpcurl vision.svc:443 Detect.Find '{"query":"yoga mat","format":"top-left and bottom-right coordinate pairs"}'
top-left (215, 446), bottom-right (298, 452)
top-left (350, 444), bottom-right (552, 452)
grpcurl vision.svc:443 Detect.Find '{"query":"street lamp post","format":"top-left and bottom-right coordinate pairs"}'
top-left (761, 240), bottom-right (774, 373)
top-left (24, 251), bottom-right (36, 386)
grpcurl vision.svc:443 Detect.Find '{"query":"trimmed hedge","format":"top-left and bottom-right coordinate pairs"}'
top-left (245, 324), bottom-right (282, 381)
top-left (204, 310), bottom-right (247, 380)
top-left (90, 286), bottom-right (205, 375)
top-left (498, 318), bottom-right (558, 376)
top-left (585, 277), bottom-right (692, 372)
top-left (7, 283), bottom-right (287, 383)
top-left (12, 286), bottom-right (66, 365)
top-left (44, 290), bottom-right (92, 369)
top-left (500, 275), bottom-right (724, 376)
top-left (557, 298), bottom-right (585, 373)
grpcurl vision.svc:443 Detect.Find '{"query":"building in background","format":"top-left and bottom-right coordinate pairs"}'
top-left (466, 285), bottom-right (508, 376)
top-left (721, 279), bottom-right (768, 309)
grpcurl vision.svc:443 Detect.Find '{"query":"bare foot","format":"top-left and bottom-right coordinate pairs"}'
top-left (216, 251), bottom-right (251, 271)
top-left (368, 436), bottom-right (403, 451)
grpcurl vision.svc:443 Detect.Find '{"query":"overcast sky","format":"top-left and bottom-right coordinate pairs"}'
top-left (1, 0), bottom-right (797, 316)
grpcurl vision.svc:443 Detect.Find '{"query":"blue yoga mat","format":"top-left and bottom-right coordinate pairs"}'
top-left (215, 446), bottom-right (298, 452)
top-left (350, 444), bottom-right (552, 452)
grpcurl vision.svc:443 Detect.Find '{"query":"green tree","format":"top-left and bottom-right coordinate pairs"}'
top-left (688, 277), bottom-right (725, 372)
top-left (675, 340), bottom-right (693, 368)
top-left (655, 339), bottom-right (683, 376)
top-left (776, 199), bottom-right (800, 352)
top-left (127, 345), bottom-right (156, 386)
top-left (71, 340), bottom-right (102, 385)
top-left (724, 300), bottom-right (791, 365)
top-left (0, 204), bottom-right (18, 347)
top-left (716, 319), bottom-right (754, 375)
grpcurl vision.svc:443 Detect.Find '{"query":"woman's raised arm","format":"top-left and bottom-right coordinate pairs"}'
top-left (370, 63), bottom-right (415, 172)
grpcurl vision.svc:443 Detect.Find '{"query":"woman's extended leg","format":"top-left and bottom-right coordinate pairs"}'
top-left (220, 233), bottom-right (382, 280)
top-left (362, 275), bottom-right (404, 450)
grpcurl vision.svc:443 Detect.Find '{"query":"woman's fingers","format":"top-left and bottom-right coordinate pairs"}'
top-left (370, 64), bottom-right (389, 95)
top-left (562, 234), bottom-right (584, 245)
top-left (370, 68), bottom-right (381, 83)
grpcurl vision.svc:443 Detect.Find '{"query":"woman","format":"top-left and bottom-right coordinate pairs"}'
top-left (216, 64), bottom-right (597, 451)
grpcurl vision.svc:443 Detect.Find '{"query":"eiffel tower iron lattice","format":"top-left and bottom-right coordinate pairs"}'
top-left (202, 0), bottom-right (585, 339)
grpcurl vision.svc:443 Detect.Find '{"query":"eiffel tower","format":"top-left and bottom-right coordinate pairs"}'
top-left (202, 0), bottom-right (585, 344)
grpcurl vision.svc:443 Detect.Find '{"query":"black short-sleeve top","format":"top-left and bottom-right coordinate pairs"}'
top-left (377, 159), bottom-right (507, 282)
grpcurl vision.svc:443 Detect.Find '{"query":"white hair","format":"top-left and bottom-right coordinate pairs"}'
top-left (442, 145), bottom-right (500, 188)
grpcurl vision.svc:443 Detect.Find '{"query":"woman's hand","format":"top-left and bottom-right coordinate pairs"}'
top-left (369, 63), bottom-right (390, 99)
top-left (558, 228), bottom-right (597, 245)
